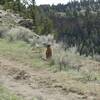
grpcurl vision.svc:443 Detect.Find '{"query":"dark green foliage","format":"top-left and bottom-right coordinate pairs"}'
top-left (39, 0), bottom-right (100, 56)
top-left (0, 0), bottom-right (54, 35)
top-left (0, 0), bottom-right (13, 5)
top-left (0, 0), bottom-right (5, 5)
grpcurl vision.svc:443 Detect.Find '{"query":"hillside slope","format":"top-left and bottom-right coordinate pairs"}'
top-left (0, 55), bottom-right (99, 100)
top-left (0, 3), bottom-right (100, 100)
top-left (0, 39), bottom-right (100, 100)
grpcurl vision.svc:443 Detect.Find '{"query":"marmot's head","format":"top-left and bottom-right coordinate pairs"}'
top-left (47, 44), bottom-right (51, 48)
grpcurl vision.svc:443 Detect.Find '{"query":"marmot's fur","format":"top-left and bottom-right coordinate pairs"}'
top-left (46, 45), bottom-right (52, 59)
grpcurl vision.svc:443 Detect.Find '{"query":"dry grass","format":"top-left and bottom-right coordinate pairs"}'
top-left (0, 39), bottom-right (100, 99)
top-left (47, 43), bottom-right (100, 98)
top-left (0, 85), bottom-right (23, 100)
top-left (53, 71), bottom-right (100, 99)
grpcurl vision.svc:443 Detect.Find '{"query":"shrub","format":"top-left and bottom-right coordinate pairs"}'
top-left (50, 43), bottom-right (81, 71)
top-left (80, 71), bottom-right (98, 82)
top-left (0, 25), bottom-right (8, 38)
top-left (94, 55), bottom-right (100, 62)
top-left (38, 34), bottom-right (54, 45)
top-left (6, 26), bottom-right (36, 42)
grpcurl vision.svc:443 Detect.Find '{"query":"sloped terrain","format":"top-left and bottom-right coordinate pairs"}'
top-left (0, 5), bottom-right (100, 100)
top-left (0, 11), bottom-right (100, 98)
top-left (0, 39), bottom-right (100, 100)
top-left (0, 56), bottom-right (94, 100)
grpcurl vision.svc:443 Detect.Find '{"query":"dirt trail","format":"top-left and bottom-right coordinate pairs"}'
top-left (0, 56), bottom-right (94, 100)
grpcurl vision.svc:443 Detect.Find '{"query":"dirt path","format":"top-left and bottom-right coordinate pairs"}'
top-left (0, 56), bottom-right (93, 100)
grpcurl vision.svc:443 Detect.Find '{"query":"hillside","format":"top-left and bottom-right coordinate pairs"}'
top-left (39, 1), bottom-right (100, 56)
top-left (0, 39), bottom-right (100, 100)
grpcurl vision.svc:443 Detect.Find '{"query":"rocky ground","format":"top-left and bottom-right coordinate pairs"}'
top-left (0, 56), bottom-right (100, 100)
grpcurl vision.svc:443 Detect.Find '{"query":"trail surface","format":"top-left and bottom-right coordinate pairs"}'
top-left (0, 56), bottom-right (96, 100)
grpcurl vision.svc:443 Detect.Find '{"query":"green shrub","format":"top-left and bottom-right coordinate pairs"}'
top-left (6, 26), bottom-right (35, 42)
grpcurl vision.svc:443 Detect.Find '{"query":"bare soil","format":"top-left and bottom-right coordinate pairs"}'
top-left (0, 56), bottom-right (99, 100)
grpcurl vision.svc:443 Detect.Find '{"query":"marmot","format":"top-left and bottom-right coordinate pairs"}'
top-left (46, 44), bottom-right (52, 59)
